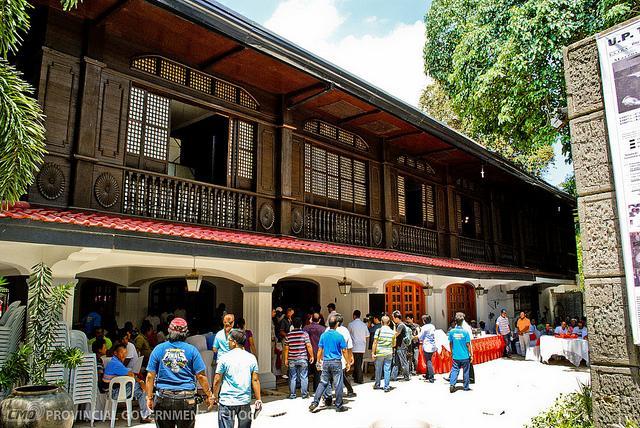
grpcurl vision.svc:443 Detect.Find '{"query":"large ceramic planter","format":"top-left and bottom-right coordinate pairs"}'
top-left (0, 385), bottom-right (74, 428)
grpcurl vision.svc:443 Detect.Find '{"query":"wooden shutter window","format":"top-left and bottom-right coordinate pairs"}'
top-left (126, 87), bottom-right (170, 171)
top-left (229, 118), bottom-right (256, 189)
top-left (423, 184), bottom-right (435, 227)
top-left (397, 175), bottom-right (406, 218)
top-left (474, 200), bottom-right (482, 237)
top-left (303, 142), bottom-right (368, 210)
top-left (456, 194), bottom-right (463, 233)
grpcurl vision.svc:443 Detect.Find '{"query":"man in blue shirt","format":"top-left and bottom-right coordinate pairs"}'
top-left (213, 329), bottom-right (262, 428)
top-left (145, 318), bottom-right (214, 428)
top-left (212, 313), bottom-right (235, 358)
top-left (309, 314), bottom-right (350, 413)
top-left (448, 312), bottom-right (473, 393)
top-left (104, 344), bottom-right (152, 422)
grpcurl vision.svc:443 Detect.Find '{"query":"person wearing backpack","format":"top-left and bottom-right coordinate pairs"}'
top-left (390, 310), bottom-right (411, 381)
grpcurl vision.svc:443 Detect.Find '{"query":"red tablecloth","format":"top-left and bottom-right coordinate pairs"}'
top-left (418, 335), bottom-right (505, 374)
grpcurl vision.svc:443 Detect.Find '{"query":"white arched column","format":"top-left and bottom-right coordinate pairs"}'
top-left (54, 276), bottom-right (78, 328)
top-left (351, 287), bottom-right (373, 316)
top-left (242, 283), bottom-right (276, 389)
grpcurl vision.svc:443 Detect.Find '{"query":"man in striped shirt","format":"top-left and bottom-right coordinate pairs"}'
top-left (284, 317), bottom-right (314, 399)
top-left (495, 309), bottom-right (512, 357)
top-left (372, 315), bottom-right (395, 392)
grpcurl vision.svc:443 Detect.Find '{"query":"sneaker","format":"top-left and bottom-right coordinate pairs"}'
top-left (373, 386), bottom-right (382, 390)
top-left (345, 392), bottom-right (357, 398)
top-left (324, 397), bottom-right (333, 407)
top-left (383, 388), bottom-right (391, 393)
top-left (282, 374), bottom-right (289, 379)
top-left (429, 379), bottom-right (435, 383)
top-left (288, 394), bottom-right (296, 399)
top-left (309, 402), bottom-right (319, 412)
top-left (302, 394), bottom-right (309, 399)
top-left (444, 377), bottom-right (450, 382)
top-left (336, 406), bottom-right (348, 413)
top-left (449, 385), bottom-right (455, 393)
top-left (464, 388), bottom-right (471, 391)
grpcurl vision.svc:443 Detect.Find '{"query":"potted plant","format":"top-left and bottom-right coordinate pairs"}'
top-left (0, 263), bottom-right (83, 428)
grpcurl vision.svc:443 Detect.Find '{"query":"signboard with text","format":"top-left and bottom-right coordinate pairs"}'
top-left (597, 18), bottom-right (640, 345)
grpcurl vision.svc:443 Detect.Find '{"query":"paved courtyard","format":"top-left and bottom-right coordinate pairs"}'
top-left (82, 357), bottom-right (589, 428)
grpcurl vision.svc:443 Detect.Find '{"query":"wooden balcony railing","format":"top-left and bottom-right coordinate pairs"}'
top-left (303, 205), bottom-right (370, 247)
top-left (123, 170), bottom-right (255, 230)
top-left (459, 236), bottom-right (488, 262)
top-left (395, 224), bottom-right (438, 256)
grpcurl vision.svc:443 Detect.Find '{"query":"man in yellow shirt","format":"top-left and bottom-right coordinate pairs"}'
top-left (516, 312), bottom-right (531, 356)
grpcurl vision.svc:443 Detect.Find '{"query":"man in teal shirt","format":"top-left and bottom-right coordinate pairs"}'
top-left (213, 329), bottom-right (262, 428)
top-left (448, 312), bottom-right (473, 393)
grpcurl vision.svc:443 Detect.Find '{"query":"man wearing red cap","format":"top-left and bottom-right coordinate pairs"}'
top-left (145, 317), bottom-right (214, 428)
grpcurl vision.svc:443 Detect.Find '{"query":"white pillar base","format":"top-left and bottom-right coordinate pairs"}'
top-left (242, 284), bottom-right (275, 390)
top-left (258, 371), bottom-right (277, 390)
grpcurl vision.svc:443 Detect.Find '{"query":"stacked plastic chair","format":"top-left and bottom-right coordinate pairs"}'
top-left (70, 330), bottom-right (89, 353)
top-left (0, 301), bottom-right (25, 368)
top-left (71, 353), bottom-right (98, 426)
top-left (44, 322), bottom-right (71, 388)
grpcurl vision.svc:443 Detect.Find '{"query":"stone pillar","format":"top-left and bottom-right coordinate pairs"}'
top-left (242, 284), bottom-right (276, 389)
top-left (564, 35), bottom-right (640, 425)
top-left (351, 288), bottom-right (371, 316)
top-left (54, 277), bottom-right (78, 328)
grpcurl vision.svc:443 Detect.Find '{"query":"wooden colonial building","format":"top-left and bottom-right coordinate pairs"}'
top-left (0, 0), bottom-right (578, 386)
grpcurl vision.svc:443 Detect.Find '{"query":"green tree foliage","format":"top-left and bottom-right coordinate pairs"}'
top-left (0, 0), bottom-right (79, 206)
top-left (422, 0), bottom-right (638, 175)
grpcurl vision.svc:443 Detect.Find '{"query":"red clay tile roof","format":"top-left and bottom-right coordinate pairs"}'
top-left (1, 202), bottom-right (532, 274)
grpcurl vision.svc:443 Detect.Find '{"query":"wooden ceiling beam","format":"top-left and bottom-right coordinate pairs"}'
top-left (287, 83), bottom-right (334, 110)
top-left (284, 82), bottom-right (327, 100)
top-left (92, 0), bottom-right (131, 27)
top-left (387, 130), bottom-right (422, 141)
top-left (338, 109), bottom-right (380, 125)
top-left (199, 45), bottom-right (246, 70)
top-left (420, 146), bottom-right (458, 156)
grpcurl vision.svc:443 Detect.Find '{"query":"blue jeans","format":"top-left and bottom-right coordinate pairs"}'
top-left (502, 334), bottom-right (511, 355)
top-left (312, 360), bottom-right (344, 408)
top-left (374, 355), bottom-right (392, 389)
top-left (449, 358), bottom-right (470, 390)
top-left (288, 360), bottom-right (308, 396)
top-left (391, 347), bottom-right (410, 381)
top-left (111, 382), bottom-right (151, 419)
top-left (217, 403), bottom-right (251, 428)
top-left (422, 349), bottom-right (434, 380)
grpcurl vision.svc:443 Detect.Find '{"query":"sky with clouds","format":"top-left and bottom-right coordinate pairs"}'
top-left (216, 0), bottom-right (572, 186)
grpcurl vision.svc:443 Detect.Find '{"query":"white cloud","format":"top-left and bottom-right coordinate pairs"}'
top-left (264, 0), bottom-right (428, 107)
top-left (364, 16), bottom-right (378, 24)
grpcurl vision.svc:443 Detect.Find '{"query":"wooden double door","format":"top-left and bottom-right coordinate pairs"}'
top-left (446, 283), bottom-right (476, 323)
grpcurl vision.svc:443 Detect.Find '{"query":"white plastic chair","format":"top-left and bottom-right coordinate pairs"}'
top-left (186, 335), bottom-right (207, 352)
top-left (103, 376), bottom-right (135, 428)
top-left (131, 356), bottom-right (144, 374)
top-left (70, 330), bottom-right (89, 353)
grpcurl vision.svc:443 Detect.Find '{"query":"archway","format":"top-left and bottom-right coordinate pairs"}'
top-left (272, 279), bottom-right (320, 316)
top-left (149, 279), bottom-right (216, 332)
top-left (78, 279), bottom-right (119, 335)
top-left (446, 282), bottom-right (476, 324)
top-left (385, 280), bottom-right (426, 317)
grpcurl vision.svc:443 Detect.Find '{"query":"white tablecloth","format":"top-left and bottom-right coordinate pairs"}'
top-left (539, 336), bottom-right (589, 367)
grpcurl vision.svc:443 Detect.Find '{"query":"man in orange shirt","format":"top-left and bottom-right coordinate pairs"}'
top-left (516, 312), bottom-right (531, 356)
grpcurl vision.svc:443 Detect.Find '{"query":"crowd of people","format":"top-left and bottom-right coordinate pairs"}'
top-left (80, 302), bottom-right (588, 426)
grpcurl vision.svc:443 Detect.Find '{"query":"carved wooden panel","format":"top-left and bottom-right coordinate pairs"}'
top-left (96, 72), bottom-right (129, 163)
top-left (90, 166), bottom-right (123, 212)
top-left (28, 154), bottom-right (71, 207)
top-left (291, 136), bottom-right (304, 201)
top-left (38, 50), bottom-right (80, 155)
top-left (258, 126), bottom-right (275, 195)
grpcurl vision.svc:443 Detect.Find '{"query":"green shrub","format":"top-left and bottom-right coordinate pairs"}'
top-left (526, 382), bottom-right (593, 428)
